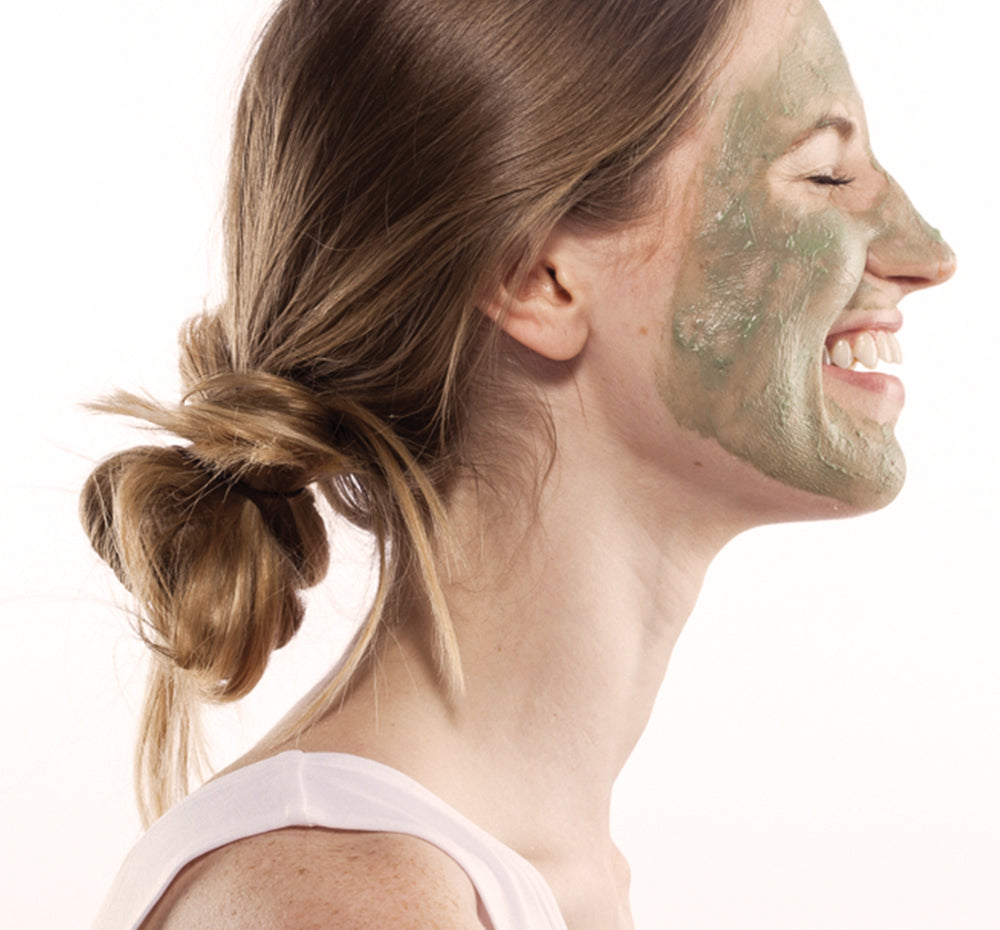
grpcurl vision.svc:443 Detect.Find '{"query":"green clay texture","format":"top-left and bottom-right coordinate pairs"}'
top-left (657, 0), bottom-right (953, 508)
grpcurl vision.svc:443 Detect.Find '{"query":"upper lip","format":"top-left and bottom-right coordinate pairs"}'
top-left (825, 307), bottom-right (903, 343)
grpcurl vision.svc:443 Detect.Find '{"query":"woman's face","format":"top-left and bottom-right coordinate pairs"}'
top-left (602, 0), bottom-right (955, 515)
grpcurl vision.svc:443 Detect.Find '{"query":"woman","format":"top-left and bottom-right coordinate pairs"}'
top-left (85, 0), bottom-right (955, 926)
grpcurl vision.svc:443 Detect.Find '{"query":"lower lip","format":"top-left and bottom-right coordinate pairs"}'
top-left (822, 364), bottom-right (906, 410)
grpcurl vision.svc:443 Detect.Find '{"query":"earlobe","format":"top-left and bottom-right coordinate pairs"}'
top-left (482, 256), bottom-right (590, 362)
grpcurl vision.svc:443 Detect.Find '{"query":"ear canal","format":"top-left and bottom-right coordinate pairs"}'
top-left (545, 265), bottom-right (573, 303)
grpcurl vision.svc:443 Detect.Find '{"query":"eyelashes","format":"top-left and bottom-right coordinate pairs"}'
top-left (806, 172), bottom-right (855, 187)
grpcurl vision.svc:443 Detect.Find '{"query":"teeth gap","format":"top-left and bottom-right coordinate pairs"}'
top-left (824, 330), bottom-right (902, 371)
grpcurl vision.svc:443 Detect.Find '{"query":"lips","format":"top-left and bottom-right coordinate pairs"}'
top-left (820, 308), bottom-right (906, 420)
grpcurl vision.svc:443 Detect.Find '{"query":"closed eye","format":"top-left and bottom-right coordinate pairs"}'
top-left (807, 173), bottom-right (855, 187)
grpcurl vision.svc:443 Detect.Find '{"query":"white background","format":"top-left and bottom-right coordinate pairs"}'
top-left (1, 1), bottom-right (996, 928)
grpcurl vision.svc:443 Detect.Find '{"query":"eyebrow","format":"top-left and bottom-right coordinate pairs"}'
top-left (787, 115), bottom-right (857, 152)
top-left (815, 116), bottom-right (856, 139)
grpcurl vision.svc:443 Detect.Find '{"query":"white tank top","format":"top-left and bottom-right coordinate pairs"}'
top-left (92, 751), bottom-right (567, 930)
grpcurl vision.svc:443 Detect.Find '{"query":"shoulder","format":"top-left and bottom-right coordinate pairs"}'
top-left (141, 827), bottom-right (488, 930)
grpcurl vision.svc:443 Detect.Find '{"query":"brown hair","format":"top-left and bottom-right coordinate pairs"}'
top-left (81, 0), bottom-right (744, 825)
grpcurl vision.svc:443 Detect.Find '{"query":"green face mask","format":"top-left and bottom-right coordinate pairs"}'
top-left (657, 0), bottom-right (952, 510)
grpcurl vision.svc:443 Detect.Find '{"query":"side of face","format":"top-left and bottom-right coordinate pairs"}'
top-left (654, 0), bottom-right (955, 512)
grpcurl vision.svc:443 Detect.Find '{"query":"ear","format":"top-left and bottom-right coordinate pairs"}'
top-left (482, 232), bottom-right (590, 362)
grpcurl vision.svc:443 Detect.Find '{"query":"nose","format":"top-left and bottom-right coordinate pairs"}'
top-left (865, 174), bottom-right (956, 296)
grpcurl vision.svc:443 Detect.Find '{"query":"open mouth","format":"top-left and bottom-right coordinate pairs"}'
top-left (820, 322), bottom-right (906, 418)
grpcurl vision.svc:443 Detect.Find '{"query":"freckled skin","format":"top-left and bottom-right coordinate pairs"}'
top-left (658, 0), bottom-right (950, 509)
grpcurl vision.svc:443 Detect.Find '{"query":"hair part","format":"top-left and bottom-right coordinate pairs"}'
top-left (82, 0), bottom-right (745, 825)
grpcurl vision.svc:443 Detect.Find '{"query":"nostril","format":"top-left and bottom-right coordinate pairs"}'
top-left (891, 275), bottom-right (942, 290)
top-left (875, 253), bottom-right (956, 292)
top-left (908, 254), bottom-right (958, 288)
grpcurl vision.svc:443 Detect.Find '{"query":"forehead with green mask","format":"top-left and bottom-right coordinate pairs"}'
top-left (657, 0), bottom-right (952, 510)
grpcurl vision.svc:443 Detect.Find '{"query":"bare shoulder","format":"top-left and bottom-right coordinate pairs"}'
top-left (141, 827), bottom-right (489, 930)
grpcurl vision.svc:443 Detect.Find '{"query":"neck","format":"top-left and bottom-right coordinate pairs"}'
top-left (440, 452), bottom-right (728, 810)
top-left (297, 423), bottom-right (742, 926)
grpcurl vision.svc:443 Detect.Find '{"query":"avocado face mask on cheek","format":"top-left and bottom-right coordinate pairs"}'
top-left (656, 2), bottom-right (934, 509)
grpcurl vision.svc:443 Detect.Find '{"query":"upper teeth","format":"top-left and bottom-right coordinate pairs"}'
top-left (824, 330), bottom-right (902, 370)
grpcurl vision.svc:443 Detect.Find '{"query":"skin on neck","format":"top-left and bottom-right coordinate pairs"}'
top-left (293, 393), bottom-right (731, 928)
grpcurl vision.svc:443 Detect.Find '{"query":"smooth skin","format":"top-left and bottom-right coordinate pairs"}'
top-left (144, 1), bottom-right (954, 927)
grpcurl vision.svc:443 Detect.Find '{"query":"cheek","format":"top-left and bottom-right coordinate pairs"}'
top-left (654, 185), bottom-right (904, 508)
top-left (663, 189), bottom-right (859, 425)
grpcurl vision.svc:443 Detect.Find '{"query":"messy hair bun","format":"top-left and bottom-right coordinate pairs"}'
top-left (84, 0), bottom-right (742, 824)
top-left (80, 374), bottom-right (333, 821)
top-left (83, 332), bottom-right (462, 824)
